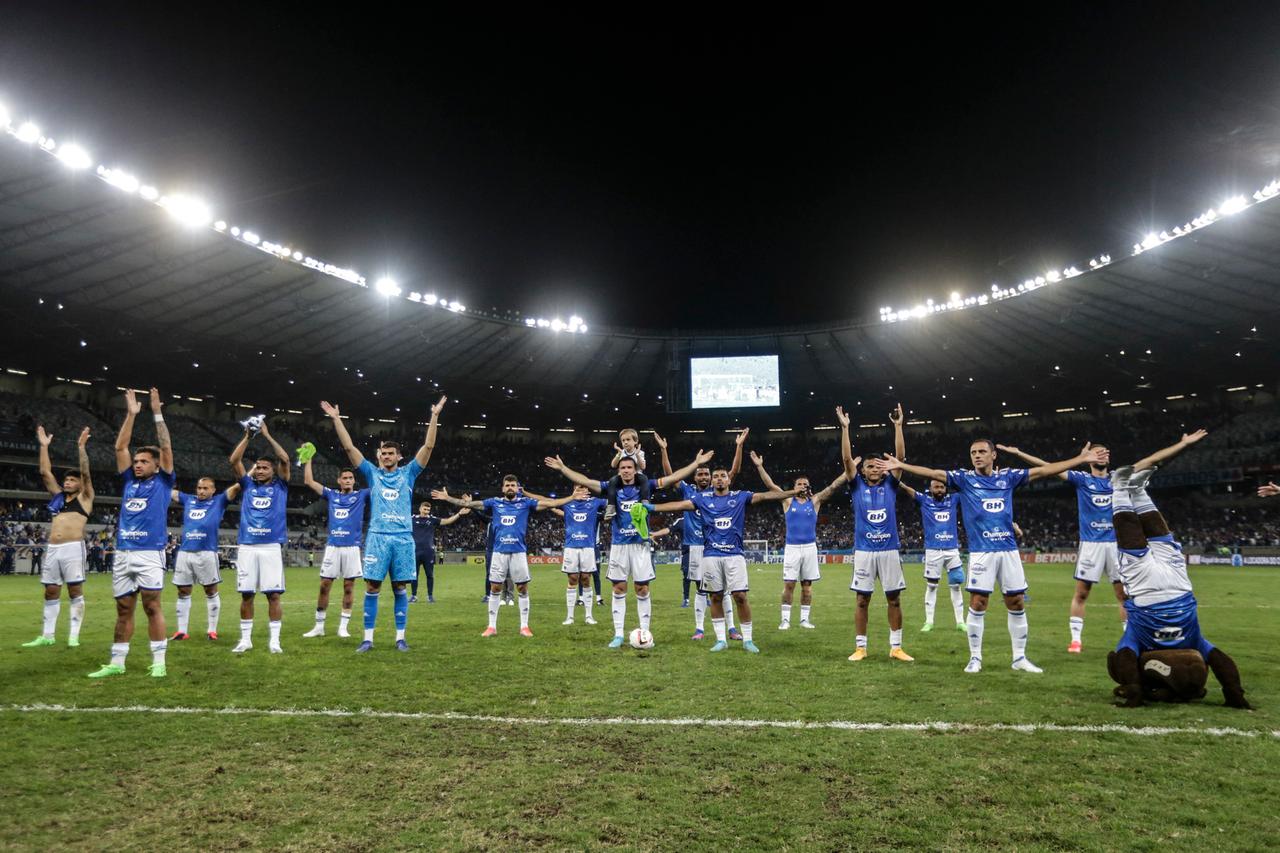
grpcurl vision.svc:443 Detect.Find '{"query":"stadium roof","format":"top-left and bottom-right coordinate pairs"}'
top-left (0, 137), bottom-right (1277, 428)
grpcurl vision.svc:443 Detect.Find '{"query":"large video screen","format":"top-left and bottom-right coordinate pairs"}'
top-left (690, 355), bottom-right (781, 409)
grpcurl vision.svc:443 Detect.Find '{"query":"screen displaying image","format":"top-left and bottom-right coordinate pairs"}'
top-left (690, 355), bottom-right (781, 409)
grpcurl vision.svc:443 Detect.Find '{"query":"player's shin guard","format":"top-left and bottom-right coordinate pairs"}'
top-left (566, 586), bottom-right (577, 619)
top-left (41, 599), bottom-right (60, 639)
top-left (69, 595), bottom-right (84, 641)
top-left (949, 585), bottom-right (964, 623)
top-left (394, 588), bottom-right (409, 640)
top-left (923, 582), bottom-right (938, 623)
top-left (1206, 648), bottom-right (1251, 709)
top-left (724, 595), bottom-right (736, 630)
top-left (636, 592), bottom-right (651, 632)
top-left (487, 593), bottom-right (500, 629)
top-left (150, 638), bottom-right (167, 666)
top-left (694, 592), bottom-right (707, 631)
top-left (175, 596), bottom-right (191, 635)
top-left (110, 641), bottom-right (128, 667)
top-left (1007, 609), bottom-right (1028, 661)
top-left (518, 593), bottom-right (530, 629)
top-left (966, 608), bottom-right (985, 659)
top-left (363, 591), bottom-right (379, 638)
top-left (206, 593), bottom-right (220, 634)
top-left (612, 593), bottom-right (627, 635)
top-left (1069, 616), bottom-right (1084, 644)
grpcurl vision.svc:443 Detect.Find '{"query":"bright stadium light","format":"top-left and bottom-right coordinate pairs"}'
top-left (375, 277), bottom-right (401, 297)
top-left (55, 142), bottom-right (92, 170)
top-left (550, 318), bottom-right (565, 332)
top-left (423, 293), bottom-right (438, 305)
top-left (98, 166), bottom-right (140, 193)
top-left (160, 194), bottom-right (212, 227)
top-left (15, 121), bottom-right (40, 143)
top-left (1219, 195), bottom-right (1247, 215)
top-left (138, 184), bottom-right (159, 201)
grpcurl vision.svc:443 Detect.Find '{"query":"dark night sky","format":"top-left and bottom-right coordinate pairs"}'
top-left (4, 4), bottom-right (1280, 330)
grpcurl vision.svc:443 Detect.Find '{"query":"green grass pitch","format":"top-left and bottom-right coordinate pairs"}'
top-left (1, 561), bottom-right (1276, 850)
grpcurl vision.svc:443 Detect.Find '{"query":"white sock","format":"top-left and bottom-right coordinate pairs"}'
top-left (566, 586), bottom-right (577, 619)
top-left (712, 617), bottom-right (727, 643)
top-left (207, 593), bottom-right (220, 634)
top-left (175, 596), bottom-right (191, 634)
top-left (396, 628), bottom-right (406, 641)
top-left (724, 597), bottom-right (736, 630)
top-left (949, 585), bottom-right (964, 623)
top-left (488, 594), bottom-right (500, 629)
top-left (780, 603), bottom-right (792, 624)
top-left (612, 593), bottom-right (627, 636)
top-left (967, 608), bottom-right (985, 659)
top-left (923, 582), bottom-right (938, 623)
top-left (694, 593), bottom-right (707, 631)
top-left (890, 628), bottom-right (902, 649)
top-left (636, 593), bottom-right (651, 632)
top-left (519, 593), bottom-right (531, 628)
top-left (338, 610), bottom-right (350, 632)
top-left (1008, 609), bottom-right (1028, 660)
top-left (741, 621), bottom-right (753, 642)
top-left (315, 609), bottom-right (327, 627)
top-left (364, 627), bottom-right (375, 642)
top-left (269, 620), bottom-right (282, 645)
top-left (800, 604), bottom-right (811, 623)
top-left (240, 618), bottom-right (253, 643)
top-left (69, 595), bottom-right (84, 641)
top-left (150, 639), bottom-right (167, 666)
top-left (856, 634), bottom-right (868, 649)
top-left (110, 641), bottom-right (128, 667)
top-left (42, 599), bottom-right (60, 638)
top-left (584, 589), bottom-right (594, 620)
top-left (1069, 616), bottom-right (1084, 644)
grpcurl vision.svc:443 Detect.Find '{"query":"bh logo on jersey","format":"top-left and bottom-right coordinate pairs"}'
top-left (933, 511), bottom-right (951, 523)
top-left (572, 512), bottom-right (588, 523)
top-left (1154, 626), bottom-right (1184, 642)
top-left (500, 515), bottom-right (517, 526)
top-left (619, 500), bottom-right (636, 514)
top-left (251, 496), bottom-right (272, 510)
top-left (188, 508), bottom-right (207, 521)
top-left (334, 508), bottom-right (350, 519)
top-left (866, 509), bottom-right (887, 524)
top-left (125, 498), bottom-right (148, 512)
top-left (1091, 494), bottom-right (1112, 508)
top-left (714, 517), bottom-right (733, 530)
top-left (982, 499), bottom-right (1005, 513)
top-left (381, 488), bottom-right (399, 502)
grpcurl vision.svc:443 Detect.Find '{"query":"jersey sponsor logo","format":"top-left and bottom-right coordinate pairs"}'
top-left (1154, 625), bottom-right (1184, 642)
top-left (866, 531), bottom-right (892, 542)
top-left (380, 512), bottom-right (406, 522)
top-left (982, 498), bottom-right (1005, 513)
top-left (1090, 494), bottom-right (1112, 508)
top-left (334, 507), bottom-right (350, 520)
top-left (124, 498), bottom-right (148, 512)
top-left (381, 488), bottom-right (400, 501)
top-left (932, 511), bottom-right (951, 523)
top-left (500, 515), bottom-right (517, 526)
top-left (248, 526), bottom-right (273, 535)
top-left (499, 534), bottom-right (518, 545)
top-left (1089, 520), bottom-right (1114, 530)
top-left (711, 541), bottom-right (733, 551)
top-left (714, 517), bottom-right (733, 530)
top-left (931, 532), bottom-right (955, 541)
top-left (981, 530), bottom-right (1013, 540)
top-left (572, 512), bottom-right (588, 523)
top-left (251, 496), bottom-right (273, 510)
top-left (188, 509), bottom-right (208, 521)
top-left (619, 500), bottom-right (637, 513)
top-left (866, 509), bottom-right (887, 524)
top-left (119, 529), bottom-right (145, 539)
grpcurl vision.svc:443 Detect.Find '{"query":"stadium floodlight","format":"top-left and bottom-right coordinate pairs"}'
top-left (39, 136), bottom-right (56, 150)
top-left (375, 277), bottom-right (401, 297)
top-left (242, 231), bottom-right (260, 245)
top-left (447, 301), bottom-right (463, 312)
top-left (139, 184), bottom-right (160, 201)
top-left (160, 194), bottom-right (212, 227)
top-left (1219, 195), bottom-right (1247, 215)
top-left (550, 318), bottom-right (565, 332)
top-left (524, 318), bottom-right (536, 327)
top-left (98, 166), bottom-right (139, 194)
top-left (423, 293), bottom-right (438, 305)
top-left (15, 121), bottom-right (40, 143)
top-left (213, 220), bottom-right (227, 232)
top-left (56, 142), bottom-right (92, 170)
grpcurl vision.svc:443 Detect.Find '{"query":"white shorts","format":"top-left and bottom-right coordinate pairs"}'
top-left (489, 552), bottom-right (531, 585)
top-left (41, 541), bottom-right (86, 586)
top-left (700, 554), bottom-right (749, 594)
top-left (320, 545), bottom-right (364, 580)
top-left (782, 543), bottom-right (821, 582)
top-left (112, 550), bottom-right (165, 598)
top-left (173, 551), bottom-right (221, 587)
top-left (966, 550), bottom-right (1027, 595)
top-left (1119, 539), bottom-right (1193, 606)
top-left (923, 549), bottom-right (963, 581)
top-left (562, 547), bottom-right (597, 575)
top-left (236, 544), bottom-right (285, 594)
top-left (851, 550), bottom-right (906, 594)
top-left (607, 543), bottom-right (656, 585)
top-left (1074, 541), bottom-right (1120, 585)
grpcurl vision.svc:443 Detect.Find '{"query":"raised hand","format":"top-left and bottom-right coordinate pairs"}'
top-left (430, 488), bottom-right (451, 500)
top-left (834, 406), bottom-right (850, 428)
top-left (889, 403), bottom-right (903, 425)
top-left (149, 387), bottom-right (163, 413)
top-left (876, 453), bottom-right (903, 471)
top-left (735, 427), bottom-right (750, 446)
top-left (613, 443), bottom-right (624, 455)
top-left (750, 450), bottom-right (764, 466)
top-left (124, 389), bottom-right (142, 415)
top-left (431, 395), bottom-right (448, 416)
top-left (1258, 482), bottom-right (1279, 498)
top-left (36, 426), bottom-right (52, 446)
top-left (77, 427), bottom-right (90, 447)
top-left (652, 432), bottom-right (667, 450)
top-left (543, 455), bottom-right (565, 471)
top-left (694, 448), bottom-right (715, 465)
top-left (1182, 429), bottom-right (1208, 446)
top-left (258, 419), bottom-right (272, 437)
top-left (1079, 442), bottom-right (1106, 465)
top-left (319, 400), bottom-right (340, 418)
top-left (996, 443), bottom-right (1019, 454)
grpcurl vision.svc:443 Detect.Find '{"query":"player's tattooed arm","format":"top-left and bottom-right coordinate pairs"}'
top-left (258, 420), bottom-right (290, 482)
top-left (812, 471), bottom-right (848, 510)
top-left (228, 428), bottom-right (251, 479)
top-left (836, 406), bottom-right (858, 480)
top-left (750, 487), bottom-right (802, 504)
top-left (150, 388), bottom-right (174, 474)
top-left (1028, 443), bottom-right (1107, 482)
top-left (543, 456), bottom-right (603, 493)
top-left (320, 401), bottom-right (365, 468)
top-left (890, 403), bottom-right (905, 462)
top-left (1132, 430), bottom-right (1208, 472)
top-left (115, 389), bottom-right (141, 472)
top-left (35, 425), bottom-right (59, 494)
top-left (995, 444), bottom-right (1063, 480)
top-left (431, 488), bottom-right (485, 511)
top-left (416, 395), bottom-right (447, 467)
top-left (873, 454), bottom-right (947, 484)
top-left (750, 451), bottom-right (782, 493)
top-left (656, 449), bottom-right (714, 490)
top-left (301, 456), bottom-right (324, 496)
top-left (76, 426), bottom-right (94, 504)
top-left (536, 494), bottom-right (576, 511)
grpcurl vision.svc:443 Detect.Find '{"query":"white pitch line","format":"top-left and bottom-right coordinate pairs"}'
top-left (2, 703), bottom-right (1275, 739)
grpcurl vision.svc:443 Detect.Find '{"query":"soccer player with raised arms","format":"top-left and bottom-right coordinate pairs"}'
top-left (23, 425), bottom-right (92, 649)
top-left (554, 484), bottom-right (607, 625)
top-left (322, 395), bottom-right (446, 653)
top-left (908, 477), bottom-right (966, 634)
top-left (300, 459), bottom-right (369, 639)
top-left (88, 388), bottom-right (174, 679)
top-left (169, 475), bottom-right (241, 641)
top-left (228, 418), bottom-right (292, 654)
top-left (874, 439), bottom-right (1106, 674)
top-left (750, 449), bottom-right (846, 631)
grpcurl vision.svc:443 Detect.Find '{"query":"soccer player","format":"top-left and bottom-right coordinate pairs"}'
top-left (1107, 431), bottom-right (1249, 709)
top-left (647, 466), bottom-right (799, 653)
top-left (750, 450), bottom-right (846, 631)
top-left (555, 484), bottom-right (606, 625)
top-left (88, 388), bottom-right (174, 679)
top-left (169, 476), bottom-right (240, 641)
top-left (410, 500), bottom-right (469, 603)
top-left (437, 476), bottom-right (573, 636)
top-left (300, 461), bottom-right (369, 638)
top-left (228, 419), bottom-right (292, 654)
top-left (602, 428), bottom-right (649, 520)
top-left (874, 440), bottom-right (1106, 673)
top-left (908, 478), bottom-right (966, 633)
top-left (998, 441), bottom-right (1126, 653)
top-left (323, 395), bottom-right (446, 653)
top-left (23, 425), bottom-right (92, 648)
top-left (653, 431), bottom-right (743, 640)
top-left (544, 448), bottom-right (713, 648)
top-left (836, 404), bottom-right (914, 662)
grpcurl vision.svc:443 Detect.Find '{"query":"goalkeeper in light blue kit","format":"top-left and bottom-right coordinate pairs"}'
top-left (320, 395), bottom-right (446, 654)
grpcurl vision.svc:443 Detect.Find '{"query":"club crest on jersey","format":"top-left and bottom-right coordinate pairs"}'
top-left (1091, 494), bottom-right (1112, 508)
top-left (124, 498), bottom-right (147, 512)
top-left (714, 517), bottom-right (732, 530)
top-left (381, 488), bottom-right (400, 501)
top-left (334, 508), bottom-right (350, 519)
top-left (572, 512), bottom-right (588, 523)
top-left (933, 511), bottom-right (951, 523)
top-left (996, 480), bottom-right (1008, 488)
top-left (500, 515), bottom-right (517, 526)
top-left (866, 509), bottom-right (887, 524)
top-left (728, 499), bottom-right (738, 507)
top-left (251, 496), bottom-right (272, 510)
top-left (982, 498), bottom-right (1005, 513)
top-left (188, 508), bottom-right (207, 521)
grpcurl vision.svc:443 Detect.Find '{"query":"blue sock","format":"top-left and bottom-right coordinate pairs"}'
top-left (394, 588), bottom-right (409, 631)
top-left (363, 591), bottom-right (379, 630)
